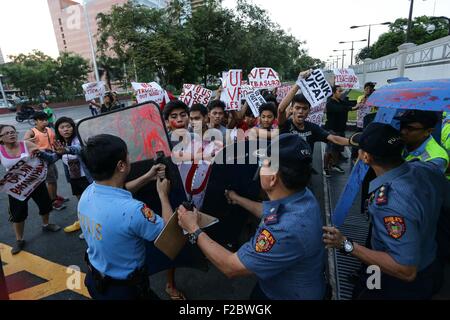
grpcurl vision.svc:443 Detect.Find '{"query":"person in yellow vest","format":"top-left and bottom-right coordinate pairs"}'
top-left (395, 110), bottom-right (449, 174)
top-left (441, 112), bottom-right (450, 179)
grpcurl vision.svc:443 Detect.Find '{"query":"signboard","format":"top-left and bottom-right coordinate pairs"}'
top-left (0, 157), bottom-right (47, 201)
top-left (333, 69), bottom-right (360, 89)
top-left (132, 82), bottom-right (165, 104)
top-left (248, 67), bottom-right (281, 90)
top-left (241, 85), bottom-right (255, 100)
top-left (246, 91), bottom-right (266, 117)
top-left (305, 101), bottom-right (326, 126)
top-left (179, 84), bottom-right (212, 108)
top-left (296, 69), bottom-right (332, 107)
top-left (220, 70), bottom-right (242, 111)
top-left (82, 81), bottom-right (106, 101)
top-left (276, 83), bottom-right (292, 103)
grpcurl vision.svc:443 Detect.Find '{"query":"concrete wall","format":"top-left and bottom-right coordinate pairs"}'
top-left (351, 35), bottom-right (450, 87)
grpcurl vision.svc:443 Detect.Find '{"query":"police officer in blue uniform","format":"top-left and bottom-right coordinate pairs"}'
top-left (324, 123), bottom-right (449, 299)
top-left (178, 134), bottom-right (326, 300)
top-left (79, 134), bottom-right (173, 300)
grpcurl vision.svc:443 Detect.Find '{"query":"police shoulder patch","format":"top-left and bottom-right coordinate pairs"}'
top-left (141, 204), bottom-right (156, 223)
top-left (255, 229), bottom-right (276, 253)
top-left (383, 216), bottom-right (406, 239)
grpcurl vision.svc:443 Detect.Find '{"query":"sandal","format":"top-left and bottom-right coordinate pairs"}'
top-left (165, 284), bottom-right (187, 300)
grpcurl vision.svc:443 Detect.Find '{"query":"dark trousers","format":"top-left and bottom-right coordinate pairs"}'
top-left (8, 182), bottom-right (52, 223)
top-left (85, 270), bottom-right (160, 300)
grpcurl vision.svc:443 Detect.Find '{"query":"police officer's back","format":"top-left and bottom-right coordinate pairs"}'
top-left (79, 134), bottom-right (171, 300)
top-left (324, 123), bottom-right (448, 299)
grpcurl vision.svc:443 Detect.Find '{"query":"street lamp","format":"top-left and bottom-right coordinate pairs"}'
top-left (333, 50), bottom-right (349, 69)
top-left (350, 22), bottom-right (391, 49)
top-left (339, 39), bottom-right (367, 66)
top-left (329, 55), bottom-right (343, 69)
top-left (0, 74), bottom-right (7, 107)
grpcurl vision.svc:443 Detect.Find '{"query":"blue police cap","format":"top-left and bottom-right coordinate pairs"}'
top-left (351, 123), bottom-right (403, 157)
top-left (267, 133), bottom-right (312, 168)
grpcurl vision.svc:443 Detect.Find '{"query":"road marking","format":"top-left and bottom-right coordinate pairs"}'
top-left (0, 243), bottom-right (90, 300)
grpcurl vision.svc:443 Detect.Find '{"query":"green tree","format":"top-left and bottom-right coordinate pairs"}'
top-left (356, 16), bottom-right (449, 62)
top-left (53, 52), bottom-right (90, 101)
top-left (0, 51), bottom-right (57, 99)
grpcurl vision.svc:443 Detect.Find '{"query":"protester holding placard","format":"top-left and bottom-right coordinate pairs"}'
top-left (0, 124), bottom-right (61, 255)
top-left (278, 71), bottom-right (351, 160)
top-left (248, 103), bottom-right (279, 141)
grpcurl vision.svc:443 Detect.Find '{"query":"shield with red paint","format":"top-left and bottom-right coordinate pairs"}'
top-left (366, 79), bottom-right (450, 112)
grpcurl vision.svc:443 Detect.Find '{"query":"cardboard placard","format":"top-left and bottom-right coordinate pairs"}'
top-left (0, 157), bottom-right (47, 201)
top-left (82, 81), bottom-right (106, 101)
top-left (248, 67), bottom-right (281, 90)
top-left (179, 84), bottom-right (212, 108)
top-left (333, 69), bottom-right (360, 89)
top-left (220, 70), bottom-right (242, 111)
top-left (296, 69), bottom-right (332, 107)
top-left (305, 101), bottom-right (326, 126)
top-left (154, 211), bottom-right (219, 260)
top-left (276, 83), bottom-right (292, 103)
top-left (132, 82), bottom-right (165, 104)
top-left (246, 91), bottom-right (266, 117)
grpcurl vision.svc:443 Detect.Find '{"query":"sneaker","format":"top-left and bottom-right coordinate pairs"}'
top-left (323, 168), bottom-right (331, 178)
top-left (332, 165), bottom-right (345, 174)
top-left (57, 195), bottom-right (70, 203)
top-left (42, 224), bottom-right (61, 232)
top-left (64, 220), bottom-right (81, 233)
top-left (52, 199), bottom-right (66, 211)
top-left (339, 153), bottom-right (349, 161)
top-left (79, 233), bottom-right (85, 240)
top-left (11, 240), bottom-right (25, 255)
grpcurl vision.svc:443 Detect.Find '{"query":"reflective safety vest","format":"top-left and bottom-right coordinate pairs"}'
top-left (441, 119), bottom-right (450, 179)
top-left (404, 136), bottom-right (449, 180)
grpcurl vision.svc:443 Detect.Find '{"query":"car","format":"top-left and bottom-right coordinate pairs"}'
top-left (0, 99), bottom-right (16, 111)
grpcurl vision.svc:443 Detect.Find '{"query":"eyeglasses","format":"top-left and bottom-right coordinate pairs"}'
top-left (0, 131), bottom-right (17, 137)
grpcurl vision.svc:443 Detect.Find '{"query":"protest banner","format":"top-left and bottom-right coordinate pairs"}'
top-left (296, 69), bottom-right (333, 107)
top-left (220, 70), bottom-right (242, 111)
top-left (0, 157), bottom-right (47, 201)
top-left (248, 67), bottom-right (281, 90)
top-left (241, 85), bottom-right (255, 99)
top-left (132, 82), bottom-right (165, 104)
top-left (82, 81), bottom-right (106, 101)
top-left (246, 91), bottom-right (266, 117)
top-left (276, 83), bottom-right (293, 103)
top-left (333, 69), bottom-right (360, 89)
top-left (305, 101), bottom-right (326, 126)
top-left (179, 84), bottom-right (212, 108)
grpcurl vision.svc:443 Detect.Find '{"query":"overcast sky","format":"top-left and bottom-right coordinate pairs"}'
top-left (0, 0), bottom-right (449, 67)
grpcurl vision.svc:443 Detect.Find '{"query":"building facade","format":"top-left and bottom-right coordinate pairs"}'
top-left (47, 0), bottom-right (169, 81)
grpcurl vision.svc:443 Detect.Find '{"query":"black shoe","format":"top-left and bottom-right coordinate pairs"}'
top-left (339, 153), bottom-right (349, 161)
top-left (42, 224), bottom-right (61, 232)
top-left (323, 168), bottom-right (331, 178)
top-left (11, 240), bottom-right (25, 255)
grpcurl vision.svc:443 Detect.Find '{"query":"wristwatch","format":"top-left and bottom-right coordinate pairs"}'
top-left (188, 228), bottom-right (203, 245)
top-left (341, 238), bottom-right (354, 255)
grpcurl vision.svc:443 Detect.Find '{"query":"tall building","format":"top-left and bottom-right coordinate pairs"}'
top-left (47, 0), bottom-right (169, 81)
top-left (0, 47), bottom-right (4, 64)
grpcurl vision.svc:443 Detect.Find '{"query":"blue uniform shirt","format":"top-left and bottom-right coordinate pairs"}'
top-left (237, 189), bottom-right (326, 300)
top-left (368, 161), bottom-right (447, 271)
top-left (78, 182), bottom-right (164, 280)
